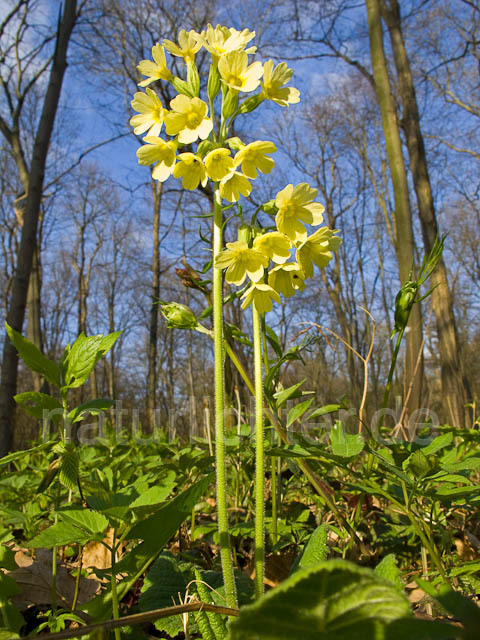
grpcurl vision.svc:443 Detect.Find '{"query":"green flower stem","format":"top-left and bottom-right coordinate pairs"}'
top-left (110, 533), bottom-right (121, 640)
top-left (252, 305), bottom-right (265, 598)
top-left (222, 340), bottom-right (370, 556)
top-left (382, 327), bottom-right (405, 415)
top-left (367, 326), bottom-right (405, 474)
top-left (213, 185), bottom-right (237, 608)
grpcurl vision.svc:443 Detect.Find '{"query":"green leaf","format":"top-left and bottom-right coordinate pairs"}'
top-left (130, 483), bottom-right (175, 510)
top-left (228, 560), bottom-right (411, 640)
top-left (5, 322), bottom-right (60, 387)
top-left (0, 442), bottom-right (51, 467)
top-left (53, 442), bottom-right (79, 490)
top-left (286, 399), bottom-right (314, 429)
top-left (139, 553), bottom-right (191, 637)
top-left (27, 521), bottom-right (92, 548)
top-left (82, 474), bottom-right (212, 620)
top-left (13, 392), bottom-right (62, 421)
top-left (274, 380), bottom-right (307, 409)
top-left (266, 445), bottom-right (312, 458)
top-left (0, 545), bottom-right (17, 571)
top-left (68, 398), bottom-right (114, 423)
top-left (374, 554), bottom-right (403, 592)
top-left (404, 450), bottom-right (432, 479)
top-left (62, 331), bottom-right (121, 390)
top-left (330, 422), bottom-right (364, 458)
top-left (292, 524), bottom-right (328, 573)
top-left (422, 432), bottom-right (453, 457)
top-left (308, 404), bottom-right (342, 420)
top-left (57, 508), bottom-right (109, 535)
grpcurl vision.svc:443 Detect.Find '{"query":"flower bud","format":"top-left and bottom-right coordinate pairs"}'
top-left (237, 224), bottom-right (252, 244)
top-left (261, 199), bottom-right (278, 214)
top-left (207, 64), bottom-right (221, 102)
top-left (222, 88), bottom-right (239, 120)
top-left (197, 140), bottom-right (216, 158)
top-left (171, 76), bottom-right (195, 98)
top-left (226, 137), bottom-right (244, 151)
top-left (186, 60), bottom-right (200, 96)
top-left (160, 302), bottom-right (198, 329)
top-left (237, 94), bottom-right (264, 115)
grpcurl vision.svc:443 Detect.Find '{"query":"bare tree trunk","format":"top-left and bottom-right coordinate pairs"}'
top-left (0, 0), bottom-right (78, 456)
top-left (146, 180), bottom-right (162, 432)
top-left (381, 0), bottom-right (470, 427)
top-left (365, 0), bottom-right (424, 419)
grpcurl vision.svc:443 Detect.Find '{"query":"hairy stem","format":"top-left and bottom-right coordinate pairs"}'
top-left (213, 186), bottom-right (237, 608)
top-left (252, 305), bottom-right (265, 598)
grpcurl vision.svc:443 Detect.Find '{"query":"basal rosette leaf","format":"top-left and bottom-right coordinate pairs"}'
top-left (227, 560), bottom-right (411, 640)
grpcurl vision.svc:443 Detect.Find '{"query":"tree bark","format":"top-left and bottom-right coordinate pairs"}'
top-left (381, 0), bottom-right (470, 427)
top-left (0, 0), bottom-right (78, 456)
top-left (365, 0), bottom-right (424, 420)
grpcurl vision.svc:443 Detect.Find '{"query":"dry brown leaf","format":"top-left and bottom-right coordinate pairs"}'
top-left (8, 548), bottom-right (99, 610)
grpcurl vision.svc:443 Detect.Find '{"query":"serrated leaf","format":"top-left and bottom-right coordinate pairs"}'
top-left (55, 444), bottom-right (79, 489)
top-left (330, 422), bottom-right (364, 458)
top-left (68, 398), bottom-right (114, 423)
top-left (308, 404), bottom-right (342, 420)
top-left (57, 508), bottom-right (109, 535)
top-left (63, 332), bottom-right (121, 390)
top-left (13, 392), bottom-right (62, 421)
top-left (6, 323), bottom-right (60, 387)
top-left (286, 399), bottom-right (314, 428)
top-left (374, 554), bottom-right (403, 592)
top-left (228, 560), bottom-right (411, 640)
top-left (292, 524), bottom-right (328, 572)
top-left (139, 553), bottom-right (191, 637)
top-left (27, 521), bottom-right (92, 548)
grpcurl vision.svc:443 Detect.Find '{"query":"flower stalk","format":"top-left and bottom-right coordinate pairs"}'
top-left (252, 304), bottom-right (265, 598)
top-left (212, 185), bottom-right (237, 608)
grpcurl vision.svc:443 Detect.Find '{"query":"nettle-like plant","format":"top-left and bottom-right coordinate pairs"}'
top-left (130, 24), bottom-right (341, 605)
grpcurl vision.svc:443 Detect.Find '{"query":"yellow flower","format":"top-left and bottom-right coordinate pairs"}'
top-left (173, 153), bottom-right (208, 190)
top-left (130, 89), bottom-right (165, 137)
top-left (268, 263), bottom-right (305, 298)
top-left (241, 283), bottom-right (281, 314)
top-left (204, 148), bottom-right (235, 181)
top-left (296, 227), bottom-right (342, 278)
top-left (137, 44), bottom-right (172, 87)
top-left (136, 136), bottom-right (177, 182)
top-left (275, 183), bottom-right (325, 242)
top-left (253, 231), bottom-right (291, 264)
top-left (199, 24), bottom-right (256, 60)
top-left (215, 241), bottom-right (269, 285)
top-left (163, 29), bottom-right (202, 63)
top-left (164, 95), bottom-right (213, 144)
top-left (219, 171), bottom-right (252, 202)
top-left (218, 51), bottom-right (263, 93)
top-left (234, 141), bottom-right (277, 179)
top-left (261, 60), bottom-right (300, 106)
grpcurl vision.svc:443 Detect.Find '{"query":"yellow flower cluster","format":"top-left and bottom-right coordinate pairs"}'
top-left (130, 25), bottom-right (299, 198)
top-left (214, 183), bottom-right (341, 314)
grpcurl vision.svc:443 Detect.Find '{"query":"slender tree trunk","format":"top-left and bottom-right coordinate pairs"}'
top-left (380, 0), bottom-right (470, 427)
top-left (365, 0), bottom-right (424, 420)
top-left (26, 247), bottom-right (43, 391)
top-left (0, 0), bottom-right (78, 456)
top-left (146, 180), bottom-right (162, 432)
